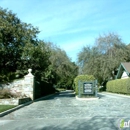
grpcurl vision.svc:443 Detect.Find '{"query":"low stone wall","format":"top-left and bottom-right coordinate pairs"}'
top-left (0, 98), bottom-right (32, 105)
top-left (0, 69), bottom-right (55, 103)
top-left (0, 79), bottom-right (33, 99)
top-left (0, 79), bottom-right (24, 90)
top-left (0, 69), bottom-right (34, 100)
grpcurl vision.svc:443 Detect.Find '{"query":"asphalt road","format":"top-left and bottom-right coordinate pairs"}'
top-left (0, 90), bottom-right (130, 130)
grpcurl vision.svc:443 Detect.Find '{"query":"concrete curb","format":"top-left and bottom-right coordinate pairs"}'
top-left (34, 93), bottom-right (58, 102)
top-left (0, 100), bottom-right (33, 117)
top-left (100, 92), bottom-right (130, 98)
top-left (76, 96), bottom-right (99, 101)
top-left (0, 93), bottom-right (57, 117)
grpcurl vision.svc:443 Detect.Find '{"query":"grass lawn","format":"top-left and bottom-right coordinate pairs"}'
top-left (0, 105), bottom-right (17, 113)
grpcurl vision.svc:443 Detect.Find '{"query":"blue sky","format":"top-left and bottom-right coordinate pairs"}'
top-left (0, 0), bottom-right (130, 62)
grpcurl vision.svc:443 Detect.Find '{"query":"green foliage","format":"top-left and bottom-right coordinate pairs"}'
top-left (46, 43), bottom-right (78, 88)
top-left (0, 7), bottom-right (39, 70)
top-left (34, 81), bottom-right (55, 99)
top-left (106, 78), bottom-right (130, 94)
top-left (98, 86), bottom-right (106, 92)
top-left (74, 75), bottom-right (95, 95)
top-left (0, 71), bottom-right (16, 83)
top-left (78, 33), bottom-right (130, 85)
top-left (0, 7), bottom-right (41, 82)
top-left (0, 7), bottom-right (52, 83)
top-left (0, 7), bottom-right (78, 88)
top-left (20, 41), bottom-right (51, 81)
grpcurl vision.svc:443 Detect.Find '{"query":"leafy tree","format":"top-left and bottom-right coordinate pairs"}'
top-left (78, 33), bottom-right (130, 85)
top-left (125, 43), bottom-right (130, 62)
top-left (47, 43), bottom-right (78, 89)
top-left (0, 7), bottom-right (54, 83)
top-left (0, 7), bottom-right (39, 78)
top-left (0, 7), bottom-right (78, 90)
top-left (19, 40), bottom-right (51, 81)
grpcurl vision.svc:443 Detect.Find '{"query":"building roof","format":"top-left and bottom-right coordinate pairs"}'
top-left (122, 62), bottom-right (130, 73)
top-left (116, 62), bottom-right (130, 79)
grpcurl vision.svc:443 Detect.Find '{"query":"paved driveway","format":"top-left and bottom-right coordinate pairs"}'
top-left (0, 90), bottom-right (130, 130)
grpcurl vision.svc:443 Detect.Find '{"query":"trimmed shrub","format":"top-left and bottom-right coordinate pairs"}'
top-left (74, 75), bottom-right (95, 95)
top-left (106, 78), bottom-right (130, 94)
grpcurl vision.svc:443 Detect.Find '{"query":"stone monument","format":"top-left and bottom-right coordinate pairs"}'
top-left (78, 80), bottom-right (98, 98)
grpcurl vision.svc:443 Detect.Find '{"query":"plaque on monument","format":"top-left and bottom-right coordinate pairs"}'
top-left (83, 83), bottom-right (93, 94)
top-left (78, 80), bottom-right (98, 98)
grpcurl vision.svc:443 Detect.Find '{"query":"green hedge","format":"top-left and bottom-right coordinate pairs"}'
top-left (74, 75), bottom-right (95, 95)
top-left (106, 78), bottom-right (130, 94)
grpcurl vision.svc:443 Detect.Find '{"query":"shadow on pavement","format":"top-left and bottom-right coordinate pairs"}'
top-left (98, 93), bottom-right (106, 99)
top-left (38, 90), bottom-right (76, 101)
top-left (35, 91), bottom-right (107, 102)
top-left (37, 117), bottom-right (119, 130)
top-left (1, 117), bottom-right (123, 130)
